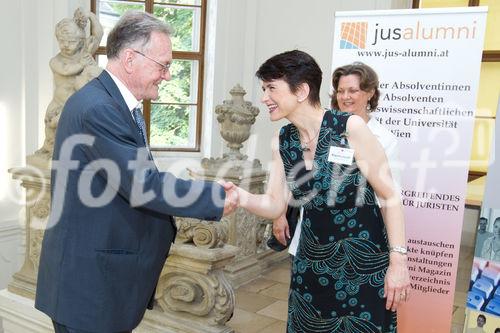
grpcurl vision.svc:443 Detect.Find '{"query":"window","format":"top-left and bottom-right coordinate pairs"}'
top-left (91, 0), bottom-right (207, 151)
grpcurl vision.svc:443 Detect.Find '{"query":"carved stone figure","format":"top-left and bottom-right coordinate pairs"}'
top-left (27, 8), bottom-right (103, 169)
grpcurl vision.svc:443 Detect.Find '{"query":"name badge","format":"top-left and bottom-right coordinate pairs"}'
top-left (328, 146), bottom-right (354, 165)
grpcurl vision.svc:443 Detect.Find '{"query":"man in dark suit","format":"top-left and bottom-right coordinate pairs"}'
top-left (35, 11), bottom-right (238, 333)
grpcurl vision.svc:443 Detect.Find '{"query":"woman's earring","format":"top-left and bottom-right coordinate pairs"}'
top-left (366, 100), bottom-right (371, 111)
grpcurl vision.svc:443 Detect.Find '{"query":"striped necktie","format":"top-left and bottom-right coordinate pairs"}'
top-left (132, 107), bottom-right (148, 146)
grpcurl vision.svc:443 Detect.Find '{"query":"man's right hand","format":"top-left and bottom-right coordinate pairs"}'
top-left (218, 180), bottom-right (239, 216)
top-left (273, 213), bottom-right (290, 246)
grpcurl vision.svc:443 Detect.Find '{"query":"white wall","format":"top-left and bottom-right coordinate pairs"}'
top-left (210, 0), bottom-right (412, 170)
top-left (0, 0), bottom-right (27, 290)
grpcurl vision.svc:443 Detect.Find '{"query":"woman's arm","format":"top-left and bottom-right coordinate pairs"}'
top-left (346, 115), bottom-right (410, 311)
top-left (237, 133), bottom-right (289, 219)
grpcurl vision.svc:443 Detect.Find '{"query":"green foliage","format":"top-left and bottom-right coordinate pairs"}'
top-left (150, 104), bottom-right (190, 146)
top-left (152, 6), bottom-right (197, 147)
top-left (108, 3), bottom-right (143, 15)
top-left (151, 60), bottom-right (196, 147)
top-left (154, 6), bottom-right (194, 51)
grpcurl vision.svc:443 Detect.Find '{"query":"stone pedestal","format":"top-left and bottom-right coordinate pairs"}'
top-left (137, 243), bottom-right (238, 333)
top-left (7, 167), bottom-right (51, 300)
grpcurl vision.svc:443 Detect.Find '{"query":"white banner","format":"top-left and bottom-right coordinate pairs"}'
top-left (331, 7), bottom-right (487, 333)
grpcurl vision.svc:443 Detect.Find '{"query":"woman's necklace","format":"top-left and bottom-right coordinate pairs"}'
top-left (300, 110), bottom-right (325, 152)
top-left (300, 128), bottom-right (320, 152)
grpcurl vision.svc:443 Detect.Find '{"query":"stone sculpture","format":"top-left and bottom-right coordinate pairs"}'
top-left (27, 8), bottom-right (103, 169)
top-left (199, 84), bottom-right (262, 177)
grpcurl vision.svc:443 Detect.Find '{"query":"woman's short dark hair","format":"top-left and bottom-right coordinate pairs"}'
top-left (255, 50), bottom-right (322, 107)
top-left (331, 62), bottom-right (380, 112)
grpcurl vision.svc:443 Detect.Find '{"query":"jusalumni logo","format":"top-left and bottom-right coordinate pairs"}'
top-left (340, 20), bottom-right (478, 48)
top-left (340, 22), bottom-right (367, 49)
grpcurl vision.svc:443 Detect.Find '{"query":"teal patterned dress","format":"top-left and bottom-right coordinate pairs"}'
top-left (280, 109), bottom-right (397, 333)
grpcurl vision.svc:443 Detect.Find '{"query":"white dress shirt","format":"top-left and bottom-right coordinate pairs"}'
top-left (106, 70), bottom-right (142, 114)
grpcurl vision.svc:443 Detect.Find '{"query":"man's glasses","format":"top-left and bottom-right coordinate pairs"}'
top-left (133, 50), bottom-right (171, 75)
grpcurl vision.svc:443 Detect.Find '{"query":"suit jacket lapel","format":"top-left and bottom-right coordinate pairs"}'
top-left (97, 71), bottom-right (129, 112)
top-left (96, 71), bottom-right (146, 149)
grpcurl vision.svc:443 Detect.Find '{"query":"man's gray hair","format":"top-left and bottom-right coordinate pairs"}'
top-left (106, 11), bottom-right (173, 59)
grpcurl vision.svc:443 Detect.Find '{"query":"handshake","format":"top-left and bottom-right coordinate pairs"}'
top-left (218, 180), bottom-right (241, 216)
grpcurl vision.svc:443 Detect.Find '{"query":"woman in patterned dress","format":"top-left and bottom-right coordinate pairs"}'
top-left (235, 50), bottom-right (410, 333)
top-left (274, 62), bottom-right (402, 257)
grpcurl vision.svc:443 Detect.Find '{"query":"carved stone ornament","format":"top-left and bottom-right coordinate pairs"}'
top-left (29, 196), bottom-right (51, 273)
top-left (29, 228), bottom-right (45, 274)
top-left (32, 198), bottom-right (51, 220)
top-left (157, 270), bottom-right (234, 325)
top-left (150, 243), bottom-right (239, 331)
top-left (199, 85), bottom-right (264, 180)
top-left (175, 218), bottom-right (228, 248)
top-left (233, 208), bottom-right (257, 258)
top-left (215, 84), bottom-right (259, 160)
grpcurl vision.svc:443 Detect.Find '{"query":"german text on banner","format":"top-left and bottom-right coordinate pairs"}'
top-left (331, 7), bottom-right (487, 333)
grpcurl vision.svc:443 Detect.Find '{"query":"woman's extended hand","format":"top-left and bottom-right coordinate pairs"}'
top-left (384, 253), bottom-right (411, 312)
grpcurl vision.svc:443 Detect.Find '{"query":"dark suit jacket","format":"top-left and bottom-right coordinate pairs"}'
top-left (35, 71), bottom-right (225, 332)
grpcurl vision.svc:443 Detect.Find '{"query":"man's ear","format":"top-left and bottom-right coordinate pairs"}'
top-left (296, 82), bottom-right (310, 103)
top-left (121, 49), bottom-right (135, 74)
